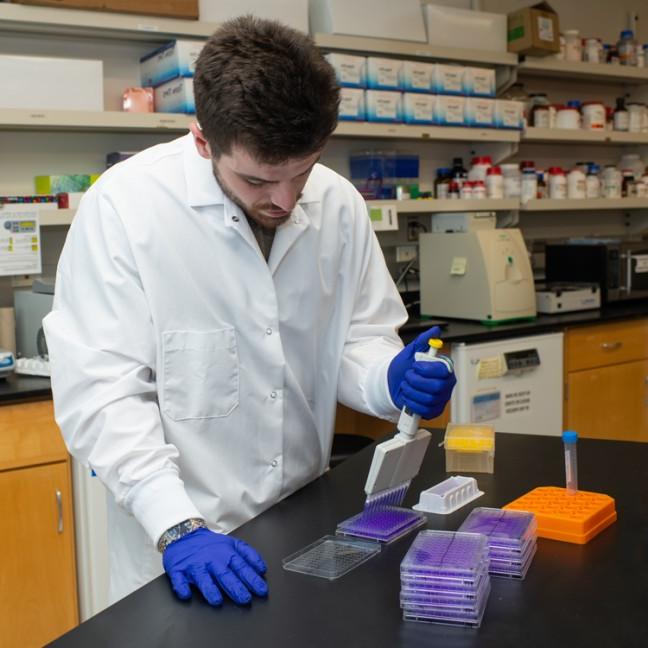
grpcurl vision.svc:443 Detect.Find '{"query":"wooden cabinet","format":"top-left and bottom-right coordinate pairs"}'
top-left (0, 400), bottom-right (78, 648)
top-left (564, 319), bottom-right (648, 441)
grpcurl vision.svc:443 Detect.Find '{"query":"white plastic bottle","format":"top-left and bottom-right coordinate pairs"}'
top-left (521, 168), bottom-right (538, 203)
top-left (485, 166), bottom-right (504, 199)
top-left (585, 164), bottom-right (601, 198)
top-left (548, 167), bottom-right (567, 199)
top-left (567, 168), bottom-right (586, 199)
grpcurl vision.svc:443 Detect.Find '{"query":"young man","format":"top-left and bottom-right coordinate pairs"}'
top-left (44, 16), bottom-right (455, 608)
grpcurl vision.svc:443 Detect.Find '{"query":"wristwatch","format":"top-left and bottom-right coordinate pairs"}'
top-left (157, 517), bottom-right (207, 553)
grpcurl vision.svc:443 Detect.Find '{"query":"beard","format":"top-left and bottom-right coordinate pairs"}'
top-left (211, 160), bottom-right (296, 230)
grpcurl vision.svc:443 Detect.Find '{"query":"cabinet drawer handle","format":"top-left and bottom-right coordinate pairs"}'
top-left (56, 490), bottom-right (63, 534)
top-left (601, 341), bottom-right (623, 351)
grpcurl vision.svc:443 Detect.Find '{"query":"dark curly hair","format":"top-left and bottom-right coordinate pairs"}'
top-left (194, 15), bottom-right (340, 163)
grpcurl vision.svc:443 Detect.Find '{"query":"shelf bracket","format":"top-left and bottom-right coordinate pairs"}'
top-left (496, 64), bottom-right (518, 96)
top-left (625, 211), bottom-right (648, 236)
top-left (497, 208), bottom-right (520, 228)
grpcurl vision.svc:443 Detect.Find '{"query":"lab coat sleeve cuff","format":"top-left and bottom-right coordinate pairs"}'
top-left (365, 355), bottom-right (400, 421)
top-left (127, 470), bottom-right (203, 547)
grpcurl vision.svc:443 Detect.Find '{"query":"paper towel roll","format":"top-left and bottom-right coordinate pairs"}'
top-left (0, 307), bottom-right (16, 354)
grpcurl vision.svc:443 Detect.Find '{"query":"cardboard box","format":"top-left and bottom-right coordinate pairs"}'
top-left (366, 57), bottom-right (403, 91)
top-left (422, 3), bottom-right (507, 53)
top-left (494, 100), bottom-right (524, 130)
top-left (338, 88), bottom-right (365, 121)
top-left (140, 40), bottom-right (205, 88)
top-left (402, 61), bottom-right (434, 94)
top-left (434, 96), bottom-right (465, 127)
top-left (432, 64), bottom-right (464, 96)
top-left (154, 77), bottom-right (195, 114)
top-left (365, 90), bottom-right (403, 123)
top-left (463, 67), bottom-right (496, 98)
top-left (309, 0), bottom-right (427, 43)
top-left (326, 53), bottom-right (367, 88)
top-left (507, 2), bottom-right (560, 56)
top-left (0, 54), bottom-right (103, 111)
top-left (403, 93), bottom-right (435, 125)
top-left (10, 1), bottom-right (199, 20)
top-left (465, 98), bottom-right (495, 128)
top-left (198, 0), bottom-right (308, 32)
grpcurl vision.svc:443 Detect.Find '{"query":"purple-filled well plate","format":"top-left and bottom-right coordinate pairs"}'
top-left (458, 507), bottom-right (537, 548)
top-left (336, 506), bottom-right (427, 543)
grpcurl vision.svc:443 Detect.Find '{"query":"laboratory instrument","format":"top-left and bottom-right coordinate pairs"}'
top-left (336, 505), bottom-right (426, 543)
top-left (0, 348), bottom-right (16, 379)
top-left (418, 224), bottom-right (536, 324)
top-left (451, 333), bottom-right (563, 437)
top-left (412, 475), bottom-right (483, 514)
top-left (458, 507), bottom-right (538, 579)
top-left (282, 535), bottom-right (380, 580)
top-left (400, 530), bottom-right (491, 628)
top-left (562, 430), bottom-right (578, 493)
top-left (364, 337), bottom-right (453, 510)
top-left (505, 486), bottom-right (617, 544)
top-left (535, 282), bottom-right (601, 314)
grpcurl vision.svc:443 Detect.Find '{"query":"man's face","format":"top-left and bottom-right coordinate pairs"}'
top-left (191, 124), bottom-right (320, 230)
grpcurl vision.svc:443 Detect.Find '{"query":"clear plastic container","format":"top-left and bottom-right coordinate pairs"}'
top-left (564, 29), bottom-right (582, 62)
top-left (444, 423), bottom-right (495, 473)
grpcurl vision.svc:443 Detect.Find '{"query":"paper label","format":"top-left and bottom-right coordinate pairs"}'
top-left (633, 255), bottom-right (648, 273)
top-left (471, 391), bottom-right (501, 422)
top-left (450, 257), bottom-right (467, 275)
top-left (0, 210), bottom-right (42, 277)
top-left (538, 17), bottom-right (554, 42)
top-left (477, 355), bottom-right (507, 379)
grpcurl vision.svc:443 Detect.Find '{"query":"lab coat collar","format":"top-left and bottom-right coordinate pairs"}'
top-left (182, 132), bottom-right (321, 213)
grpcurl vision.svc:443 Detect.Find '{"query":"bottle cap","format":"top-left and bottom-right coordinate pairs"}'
top-left (486, 166), bottom-right (502, 175)
top-left (428, 339), bottom-right (443, 350)
top-left (621, 30), bottom-right (634, 38)
top-left (562, 430), bottom-right (578, 443)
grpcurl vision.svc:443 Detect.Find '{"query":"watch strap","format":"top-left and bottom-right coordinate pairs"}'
top-left (157, 517), bottom-right (207, 553)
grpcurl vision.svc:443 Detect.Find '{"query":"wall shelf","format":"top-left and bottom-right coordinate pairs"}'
top-left (39, 210), bottom-right (75, 226)
top-left (334, 122), bottom-right (519, 142)
top-left (522, 198), bottom-right (648, 211)
top-left (523, 128), bottom-right (648, 145)
top-left (314, 33), bottom-right (517, 67)
top-left (0, 109), bottom-right (192, 133)
top-left (0, 3), bottom-right (215, 41)
top-left (518, 57), bottom-right (648, 84)
top-left (366, 198), bottom-right (518, 214)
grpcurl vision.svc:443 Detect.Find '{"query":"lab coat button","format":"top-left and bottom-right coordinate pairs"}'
top-left (232, 215), bottom-right (240, 222)
top-left (271, 459), bottom-right (278, 467)
top-left (265, 327), bottom-right (273, 335)
top-left (270, 391), bottom-right (277, 399)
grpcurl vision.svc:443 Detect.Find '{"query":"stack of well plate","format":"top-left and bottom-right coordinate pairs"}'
top-left (400, 530), bottom-right (491, 628)
top-left (458, 507), bottom-right (537, 579)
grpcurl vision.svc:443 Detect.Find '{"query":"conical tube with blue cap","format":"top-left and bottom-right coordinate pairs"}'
top-left (562, 430), bottom-right (578, 494)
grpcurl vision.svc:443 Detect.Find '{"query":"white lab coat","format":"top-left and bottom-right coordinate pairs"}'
top-left (44, 133), bottom-right (407, 603)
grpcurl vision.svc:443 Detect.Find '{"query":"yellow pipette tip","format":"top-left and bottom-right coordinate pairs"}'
top-left (428, 338), bottom-right (443, 350)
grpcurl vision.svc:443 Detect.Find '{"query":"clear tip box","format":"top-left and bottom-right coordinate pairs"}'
top-left (444, 423), bottom-right (495, 473)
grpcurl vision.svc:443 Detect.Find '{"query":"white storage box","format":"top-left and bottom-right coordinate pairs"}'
top-left (326, 53), bottom-right (367, 88)
top-left (154, 77), bottom-right (195, 114)
top-left (434, 95), bottom-right (466, 126)
top-left (339, 88), bottom-right (365, 121)
top-left (309, 0), bottom-right (427, 42)
top-left (0, 54), bottom-right (103, 111)
top-left (423, 4), bottom-right (507, 53)
top-left (403, 93), bottom-right (435, 125)
top-left (367, 57), bottom-right (403, 91)
top-left (199, 0), bottom-right (309, 32)
top-left (495, 100), bottom-right (524, 130)
top-left (465, 98), bottom-right (495, 128)
top-left (463, 67), bottom-right (496, 98)
top-left (365, 90), bottom-right (403, 123)
top-left (432, 64), bottom-right (464, 96)
top-left (140, 40), bottom-right (205, 88)
top-left (402, 61), bottom-right (434, 93)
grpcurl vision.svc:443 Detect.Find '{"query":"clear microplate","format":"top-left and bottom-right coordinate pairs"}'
top-left (489, 532), bottom-right (536, 560)
top-left (336, 506), bottom-right (427, 543)
top-left (400, 571), bottom-right (490, 607)
top-left (458, 507), bottom-right (537, 549)
top-left (400, 531), bottom-right (490, 582)
top-left (282, 535), bottom-right (380, 580)
top-left (489, 543), bottom-right (537, 580)
top-left (402, 583), bottom-right (491, 628)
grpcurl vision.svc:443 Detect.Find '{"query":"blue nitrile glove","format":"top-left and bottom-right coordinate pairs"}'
top-left (387, 326), bottom-right (456, 420)
top-left (163, 528), bottom-right (268, 606)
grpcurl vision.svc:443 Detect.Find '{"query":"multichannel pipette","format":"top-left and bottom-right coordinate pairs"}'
top-left (363, 339), bottom-right (453, 510)
top-left (562, 430), bottom-right (578, 494)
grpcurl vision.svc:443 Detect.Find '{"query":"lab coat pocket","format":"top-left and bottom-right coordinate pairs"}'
top-left (162, 329), bottom-right (239, 420)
